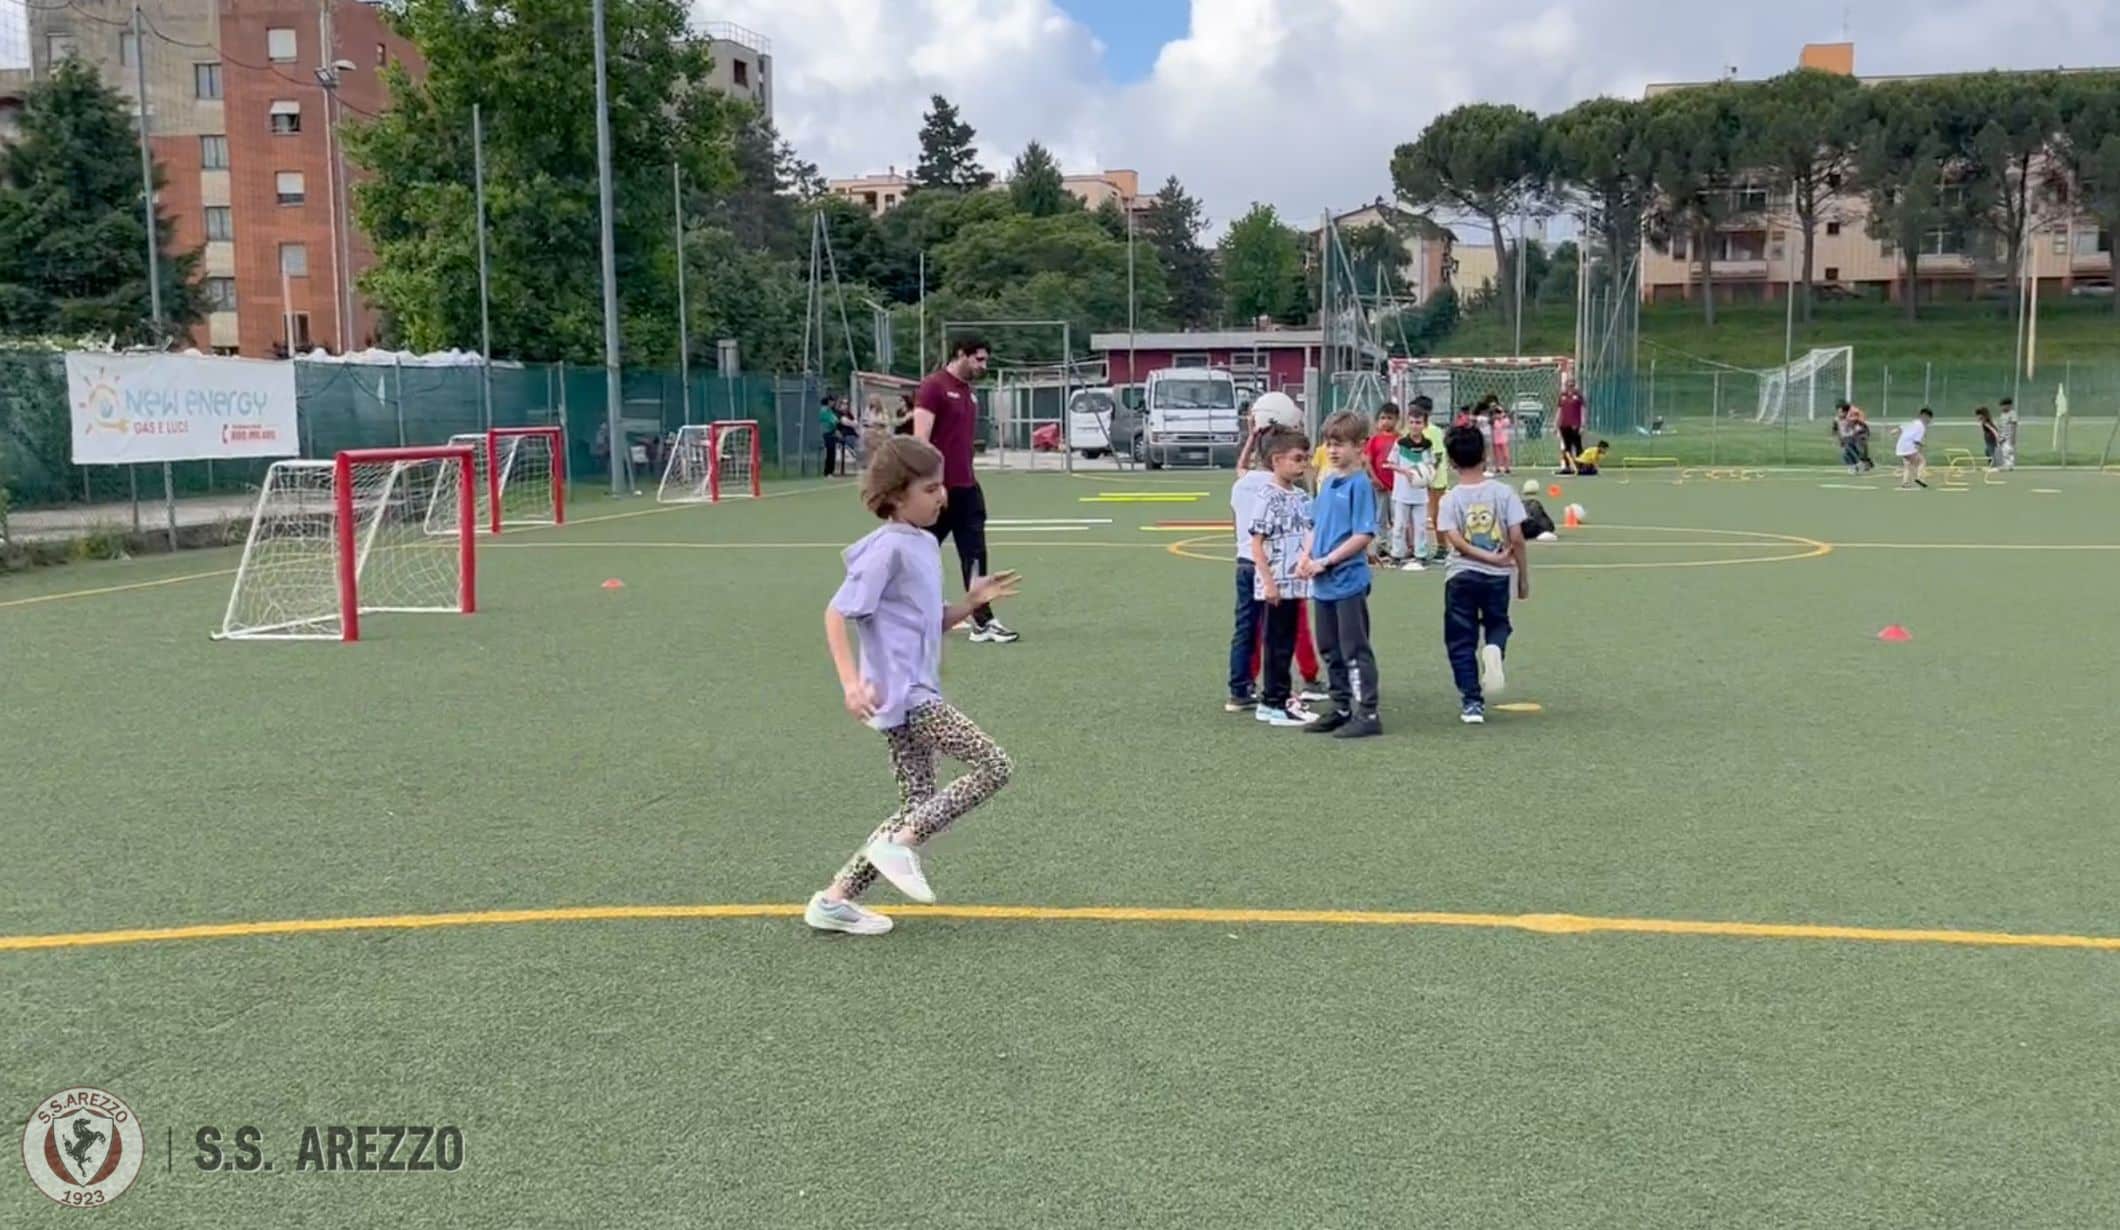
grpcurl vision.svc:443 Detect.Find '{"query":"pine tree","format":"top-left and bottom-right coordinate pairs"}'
top-left (913, 95), bottom-right (992, 191)
top-left (1008, 141), bottom-right (1069, 217)
top-left (1139, 176), bottom-right (1218, 327)
top-left (0, 60), bottom-right (200, 344)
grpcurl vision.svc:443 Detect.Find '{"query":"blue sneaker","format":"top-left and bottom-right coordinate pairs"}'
top-left (1460, 701), bottom-right (1486, 725)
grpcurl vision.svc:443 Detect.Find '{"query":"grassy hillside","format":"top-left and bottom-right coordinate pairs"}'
top-left (1440, 295), bottom-right (2120, 370)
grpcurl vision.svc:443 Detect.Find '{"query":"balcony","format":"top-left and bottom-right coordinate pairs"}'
top-left (702, 21), bottom-right (770, 54)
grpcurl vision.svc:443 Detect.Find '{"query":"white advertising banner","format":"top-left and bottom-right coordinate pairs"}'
top-left (66, 353), bottom-right (300, 465)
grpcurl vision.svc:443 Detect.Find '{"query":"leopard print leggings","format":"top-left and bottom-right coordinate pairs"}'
top-left (830, 701), bottom-right (1013, 900)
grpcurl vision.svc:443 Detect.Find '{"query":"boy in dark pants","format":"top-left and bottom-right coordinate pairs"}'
top-left (1437, 424), bottom-right (1531, 725)
top-left (1299, 410), bottom-right (1382, 738)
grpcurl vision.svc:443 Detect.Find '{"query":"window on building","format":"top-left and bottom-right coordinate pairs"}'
top-left (203, 277), bottom-right (236, 311)
top-left (269, 100), bottom-right (301, 134)
top-left (194, 63), bottom-right (222, 99)
top-left (1921, 227), bottom-right (1965, 257)
top-left (200, 134), bottom-right (229, 170)
top-left (1174, 352), bottom-right (1211, 368)
top-left (276, 171), bottom-right (305, 206)
top-left (204, 206), bottom-right (232, 241)
top-left (2054, 233), bottom-right (2069, 255)
top-left (212, 346), bottom-right (239, 356)
top-left (1825, 221), bottom-right (1841, 237)
top-left (732, 58), bottom-right (748, 87)
top-left (1825, 172), bottom-right (1844, 191)
top-left (47, 33), bottom-right (78, 62)
top-left (279, 242), bottom-right (308, 277)
top-left (284, 313), bottom-right (312, 351)
top-left (1732, 185), bottom-right (1770, 213)
top-left (267, 28), bottom-right (297, 61)
top-left (1823, 266), bottom-right (1840, 282)
top-left (119, 31), bottom-right (138, 67)
top-left (862, 191), bottom-right (876, 208)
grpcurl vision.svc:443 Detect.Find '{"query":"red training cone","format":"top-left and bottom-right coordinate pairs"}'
top-left (602, 578), bottom-right (626, 590)
top-left (1562, 506), bottom-right (1582, 529)
top-left (1877, 625), bottom-right (1911, 642)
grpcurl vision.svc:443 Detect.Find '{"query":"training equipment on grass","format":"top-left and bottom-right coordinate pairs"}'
top-left (1878, 625), bottom-right (1912, 643)
top-left (216, 446), bottom-right (478, 643)
top-left (657, 421), bottom-right (762, 504)
top-left (430, 427), bottom-right (565, 533)
top-left (1388, 355), bottom-right (1572, 469)
top-left (602, 578), bottom-right (625, 590)
top-left (1522, 479), bottom-right (1540, 495)
top-left (1564, 503), bottom-right (1586, 528)
top-left (1617, 455), bottom-right (1681, 485)
top-left (1547, 485), bottom-right (1562, 498)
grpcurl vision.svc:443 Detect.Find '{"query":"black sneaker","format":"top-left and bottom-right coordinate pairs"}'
top-left (1332, 714), bottom-right (1383, 739)
top-left (1307, 709), bottom-right (1352, 734)
top-left (1224, 695), bottom-right (1257, 713)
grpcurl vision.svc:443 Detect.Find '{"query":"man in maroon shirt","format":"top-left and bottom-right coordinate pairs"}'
top-left (914, 336), bottom-right (1019, 643)
top-left (1556, 379), bottom-right (1586, 475)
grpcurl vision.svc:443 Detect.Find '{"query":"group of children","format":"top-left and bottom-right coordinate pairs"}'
top-left (800, 411), bottom-right (1538, 935)
top-left (1841, 397), bottom-right (2019, 489)
top-left (1230, 404), bottom-right (1534, 736)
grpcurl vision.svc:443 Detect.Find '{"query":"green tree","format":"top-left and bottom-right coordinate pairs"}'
top-left (1645, 84), bottom-right (1750, 326)
top-left (872, 188), bottom-right (1015, 303)
top-left (1745, 69), bottom-right (1862, 321)
top-left (1138, 176), bottom-right (1218, 327)
top-left (701, 109), bottom-right (820, 259)
top-left (1545, 97), bottom-right (1655, 301)
top-left (1853, 81), bottom-right (1961, 322)
top-left (1092, 195), bottom-right (1129, 242)
top-left (932, 210), bottom-right (1168, 352)
top-left (1219, 203), bottom-right (1308, 325)
top-left (1340, 221), bottom-right (1408, 295)
top-left (345, 0), bottom-right (739, 362)
top-left (1391, 103), bottom-right (1545, 324)
top-left (2055, 73), bottom-right (2120, 315)
top-left (913, 94), bottom-right (992, 191)
top-left (1008, 141), bottom-right (1070, 217)
top-left (1957, 72), bottom-right (2064, 312)
top-left (0, 60), bottom-right (201, 344)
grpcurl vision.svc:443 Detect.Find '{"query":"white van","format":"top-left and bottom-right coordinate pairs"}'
top-left (1136, 367), bottom-right (1240, 468)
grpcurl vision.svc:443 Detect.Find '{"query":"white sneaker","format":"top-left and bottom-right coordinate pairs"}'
top-left (1255, 706), bottom-right (1312, 728)
top-left (1298, 681), bottom-right (1331, 702)
top-left (863, 835), bottom-right (936, 903)
top-left (804, 892), bottom-right (893, 935)
top-left (969, 621), bottom-right (1020, 644)
top-left (1401, 559), bottom-right (1426, 572)
top-left (1479, 644), bottom-right (1506, 696)
top-left (1537, 531), bottom-right (1558, 542)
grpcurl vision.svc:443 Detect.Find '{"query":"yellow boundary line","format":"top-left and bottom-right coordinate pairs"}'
top-left (3, 901), bottom-right (2115, 953)
top-left (1165, 523), bottom-right (1834, 572)
top-left (0, 566), bottom-right (240, 611)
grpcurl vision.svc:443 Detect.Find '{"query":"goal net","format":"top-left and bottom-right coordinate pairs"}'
top-left (427, 427), bottom-right (565, 533)
top-left (1755, 346), bottom-right (1854, 423)
top-left (216, 447), bottom-right (478, 642)
top-left (657, 420), bottom-right (762, 504)
top-left (1389, 356), bottom-right (1573, 470)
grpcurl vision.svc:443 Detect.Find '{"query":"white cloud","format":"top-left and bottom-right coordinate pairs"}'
top-left (698, 0), bottom-right (2120, 236)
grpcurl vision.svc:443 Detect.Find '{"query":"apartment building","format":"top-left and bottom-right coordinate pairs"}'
top-left (828, 166), bottom-right (1148, 217)
top-left (1308, 202), bottom-right (1453, 304)
top-left (1641, 43), bottom-right (2117, 306)
top-left (0, 0), bottom-right (422, 356)
top-left (701, 21), bottom-right (771, 119)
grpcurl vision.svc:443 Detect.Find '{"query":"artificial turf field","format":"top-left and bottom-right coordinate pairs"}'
top-left (4, 464), bottom-right (2119, 1227)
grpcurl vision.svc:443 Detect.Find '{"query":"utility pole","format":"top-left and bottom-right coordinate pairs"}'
top-left (591, 0), bottom-right (627, 494)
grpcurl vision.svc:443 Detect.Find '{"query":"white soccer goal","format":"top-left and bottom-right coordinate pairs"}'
top-left (1755, 346), bottom-right (1854, 423)
top-left (1389, 355), bottom-right (1574, 468)
top-left (216, 447), bottom-right (478, 643)
top-left (426, 426), bottom-right (565, 534)
top-left (656, 420), bottom-right (762, 504)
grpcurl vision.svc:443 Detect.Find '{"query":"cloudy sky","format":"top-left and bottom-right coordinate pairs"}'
top-left (701, 0), bottom-right (2120, 236)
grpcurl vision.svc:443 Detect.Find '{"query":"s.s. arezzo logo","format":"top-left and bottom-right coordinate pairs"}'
top-left (20, 1087), bottom-right (144, 1209)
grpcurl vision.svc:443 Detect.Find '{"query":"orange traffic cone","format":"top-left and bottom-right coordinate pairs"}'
top-left (1562, 506), bottom-right (1581, 530)
top-left (602, 578), bottom-right (626, 591)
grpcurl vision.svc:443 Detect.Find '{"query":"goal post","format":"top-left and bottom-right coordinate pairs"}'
top-left (216, 446), bottom-right (477, 643)
top-left (430, 426), bottom-right (565, 533)
top-left (1755, 346), bottom-right (1854, 423)
top-left (1390, 356), bottom-right (1574, 469)
top-left (657, 420), bottom-right (762, 504)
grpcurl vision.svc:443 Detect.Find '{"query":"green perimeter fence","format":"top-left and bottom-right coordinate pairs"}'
top-left (1586, 357), bottom-right (2120, 468)
top-left (0, 353), bottom-right (853, 512)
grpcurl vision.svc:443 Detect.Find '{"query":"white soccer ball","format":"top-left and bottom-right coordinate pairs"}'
top-left (1250, 391), bottom-right (1301, 429)
top-left (1566, 502), bottom-right (1586, 524)
top-left (1521, 479), bottom-right (1539, 496)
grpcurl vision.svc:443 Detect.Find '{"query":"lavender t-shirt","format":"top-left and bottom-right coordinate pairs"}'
top-left (830, 522), bottom-right (945, 730)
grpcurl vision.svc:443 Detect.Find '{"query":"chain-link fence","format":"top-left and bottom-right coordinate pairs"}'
top-left (1588, 357), bottom-right (2120, 468)
top-left (0, 351), bottom-right (850, 514)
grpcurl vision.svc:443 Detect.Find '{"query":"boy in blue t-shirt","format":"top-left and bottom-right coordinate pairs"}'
top-left (1298, 410), bottom-right (1382, 738)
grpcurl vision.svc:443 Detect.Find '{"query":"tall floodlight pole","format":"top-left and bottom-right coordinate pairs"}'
top-left (132, 3), bottom-right (176, 549)
top-left (673, 162), bottom-right (690, 423)
top-left (473, 103), bottom-right (494, 428)
top-left (591, 0), bottom-right (626, 495)
top-left (1126, 202), bottom-right (1137, 393)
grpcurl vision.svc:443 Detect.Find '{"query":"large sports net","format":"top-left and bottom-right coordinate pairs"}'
top-left (1755, 346), bottom-right (1855, 423)
top-left (1390, 357), bottom-right (1571, 469)
top-left (657, 421), bottom-right (760, 503)
top-left (217, 451), bottom-right (475, 641)
top-left (427, 428), bottom-right (563, 532)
